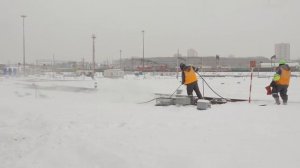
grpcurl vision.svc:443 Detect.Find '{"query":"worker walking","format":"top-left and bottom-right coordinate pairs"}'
top-left (269, 59), bottom-right (291, 105)
top-left (180, 63), bottom-right (203, 100)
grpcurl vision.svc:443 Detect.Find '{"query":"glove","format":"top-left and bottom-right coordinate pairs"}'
top-left (265, 85), bottom-right (272, 95)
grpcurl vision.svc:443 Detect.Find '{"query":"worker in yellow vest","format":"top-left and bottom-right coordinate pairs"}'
top-left (180, 63), bottom-right (203, 100)
top-left (269, 59), bottom-right (291, 105)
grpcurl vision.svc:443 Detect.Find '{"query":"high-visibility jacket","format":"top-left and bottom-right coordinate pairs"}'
top-left (275, 68), bottom-right (291, 86)
top-left (183, 67), bottom-right (197, 85)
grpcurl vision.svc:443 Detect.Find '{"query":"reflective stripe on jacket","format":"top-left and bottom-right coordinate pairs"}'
top-left (276, 68), bottom-right (291, 86)
top-left (184, 67), bottom-right (197, 84)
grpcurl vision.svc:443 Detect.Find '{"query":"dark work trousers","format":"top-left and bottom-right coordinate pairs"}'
top-left (186, 81), bottom-right (203, 99)
top-left (272, 85), bottom-right (288, 103)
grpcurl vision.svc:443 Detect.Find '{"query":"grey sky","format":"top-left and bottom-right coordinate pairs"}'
top-left (1, 0), bottom-right (299, 64)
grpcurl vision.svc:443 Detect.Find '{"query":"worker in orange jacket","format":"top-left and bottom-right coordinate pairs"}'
top-left (180, 63), bottom-right (203, 99)
top-left (269, 59), bottom-right (291, 105)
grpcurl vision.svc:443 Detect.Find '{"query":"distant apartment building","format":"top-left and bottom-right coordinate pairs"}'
top-left (275, 43), bottom-right (290, 61)
top-left (187, 48), bottom-right (198, 57)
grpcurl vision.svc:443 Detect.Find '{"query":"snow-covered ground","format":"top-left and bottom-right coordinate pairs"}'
top-left (1, 73), bottom-right (300, 168)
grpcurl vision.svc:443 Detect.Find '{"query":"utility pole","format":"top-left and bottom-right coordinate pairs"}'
top-left (82, 57), bottom-right (85, 70)
top-left (216, 55), bottom-right (220, 72)
top-left (92, 34), bottom-right (96, 75)
top-left (120, 50), bottom-right (122, 70)
top-left (176, 49), bottom-right (179, 79)
top-left (131, 57), bottom-right (134, 72)
top-left (21, 15), bottom-right (26, 76)
top-left (52, 54), bottom-right (55, 78)
top-left (201, 56), bottom-right (203, 72)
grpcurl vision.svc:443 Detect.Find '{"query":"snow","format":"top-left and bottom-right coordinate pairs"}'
top-left (1, 73), bottom-right (300, 168)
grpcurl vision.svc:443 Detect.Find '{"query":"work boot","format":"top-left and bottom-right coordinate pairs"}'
top-left (274, 97), bottom-right (280, 105)
top-left (282, 95), bottom-right (288, 105)
top-left (188, 96), bottom-right (195, 105)
top-left (192, 97), bottom-right (198, 105)
top-left (283, 100), bottom-right (287, 105)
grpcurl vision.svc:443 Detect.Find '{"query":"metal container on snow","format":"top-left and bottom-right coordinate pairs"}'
top-left (197, 99), bottom-right (211, 110)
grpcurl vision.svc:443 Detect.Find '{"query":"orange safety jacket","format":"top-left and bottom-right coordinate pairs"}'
top-left (183, 68), bottom-right (197, 85)
top-left (276, 68), bottom-right (291, 86)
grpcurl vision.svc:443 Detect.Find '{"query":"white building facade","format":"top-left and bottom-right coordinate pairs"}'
top-left (275, 43), bottom-right (290, 61)
top-left (187, 48), bottom-right (198, 57)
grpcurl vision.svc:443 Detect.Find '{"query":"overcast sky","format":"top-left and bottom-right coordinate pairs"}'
top-left (0, 0), bottom-right (299, 64)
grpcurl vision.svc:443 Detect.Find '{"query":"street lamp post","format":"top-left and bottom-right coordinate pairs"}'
top-left (21, 15), bottom-right (26, 75)
top-left (270, 55), bottom-right (276, 72)
top-left (142, 30), bottom-right (145, 74)
top-left (92, 34), bottom-right (96, 75)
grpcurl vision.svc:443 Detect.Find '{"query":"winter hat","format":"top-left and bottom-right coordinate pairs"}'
top-left (179, 63), bottom-right (186, 70)
top-left (279, 59), bottom-right (286, 65)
